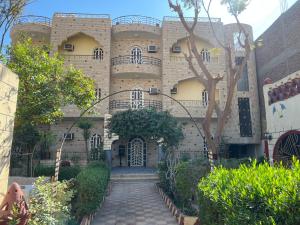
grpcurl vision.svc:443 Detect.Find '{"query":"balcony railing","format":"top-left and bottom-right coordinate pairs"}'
top-left (111, 55), bottom-right (161, 67)
top-left (61, 54), bottom-right (102, 61)
top-left (109, 99), bottom-right (162, 111)
top-left (164, 16), bottom-right (221, 23)
top-left (14, 15), bottom-right (51, 26)
top-left (54, 12), bottom-right (110, 19)
top-left (113, 15), bottom-right (161, 27)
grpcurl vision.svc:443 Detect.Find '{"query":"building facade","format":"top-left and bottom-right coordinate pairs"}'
top-left (10, 13), bottom-right (261, 168)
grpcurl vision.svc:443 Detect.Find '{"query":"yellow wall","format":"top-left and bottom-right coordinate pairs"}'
top-left (58, 33), bottom-right (101, 55)
top-left (173, 78), bottom-right (219, 101)
top-left (174, 38), bottom-right (212, 57)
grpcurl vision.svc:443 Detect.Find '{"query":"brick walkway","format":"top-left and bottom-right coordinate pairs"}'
top-left (91, 181), bottom-right (177, 225)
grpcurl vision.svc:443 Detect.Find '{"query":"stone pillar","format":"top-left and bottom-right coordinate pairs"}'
top-left (103, 114), bottom-right (119, 168)
top-left (0, 64), bottom-right (19, 203)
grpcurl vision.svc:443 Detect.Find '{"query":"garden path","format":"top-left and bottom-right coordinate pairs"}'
top-left (91, 181), bottom-right (177, 225)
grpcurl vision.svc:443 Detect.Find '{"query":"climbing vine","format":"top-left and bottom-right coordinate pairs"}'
top-left (108, 109), bottom-right (183, 147)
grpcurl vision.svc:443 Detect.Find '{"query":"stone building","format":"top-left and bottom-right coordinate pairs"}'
top-left (10, 13), bottom-right (261, 168)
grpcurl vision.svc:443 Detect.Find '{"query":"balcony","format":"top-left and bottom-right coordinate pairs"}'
top-left (11, 15), bottom-right (51, 44)
top-left (61, 54), bottom-right (103, 64)
top-left (111, 55), bottom-right (161, 78)
top-left (109, 99), bottom-right (162, 113)
top-left (112, 15), bottom-right (161, 39)
top-left (164, 100), bottom-right (218, 118)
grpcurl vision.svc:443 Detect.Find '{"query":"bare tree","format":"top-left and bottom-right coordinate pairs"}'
top-left (0, 0), bottom-right (29, 52)
top-left (168, 0), bottom-right (252, 168)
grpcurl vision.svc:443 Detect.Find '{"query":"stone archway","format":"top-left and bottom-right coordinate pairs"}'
top-left (273, 130), bottom-right (300, 164)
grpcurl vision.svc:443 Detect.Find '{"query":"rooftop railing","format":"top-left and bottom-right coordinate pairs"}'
top-left (112, 15), bottom-right (161, 27)
top-left (54, 12), bottom-right (110, 19)
top-left (163, 16), bottom-right (221, 23)
top-left (109, 99), bottom-right (162, 111)
top-left (111, 55), bottom-right (161, 67)
top-left (13, 15), bottom-right (51, 26)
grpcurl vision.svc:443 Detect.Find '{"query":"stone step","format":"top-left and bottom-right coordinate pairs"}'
top-left (111, 173), bottom-right (159, 181)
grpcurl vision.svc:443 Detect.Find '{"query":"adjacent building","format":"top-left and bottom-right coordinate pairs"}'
top-left (10, 13), bottom-right (261, 168)
top-left (255, 0), bottom-right (300, 163)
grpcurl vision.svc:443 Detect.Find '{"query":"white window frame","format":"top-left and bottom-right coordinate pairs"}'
top-left (90, 134), bottom-right (101, 149)
top-left (202, 89), bottom-right (209, 107)
top-left (131, 47), bottom-right (142, 64)
top-left (130, 88), bottom-right (144, 109)
top-left (201, 48), bottom-right (211, 63)
top-left (95, 88), bottom-right (101, 100)
top-left (93, 47), bottom-right (104, 60)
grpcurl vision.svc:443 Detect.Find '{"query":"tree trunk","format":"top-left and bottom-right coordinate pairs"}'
top-left (85, 139), bottom-right (89, 163)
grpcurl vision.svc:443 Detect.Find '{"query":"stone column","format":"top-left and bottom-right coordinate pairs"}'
top-left (103, 114), bottom-right (119, 168)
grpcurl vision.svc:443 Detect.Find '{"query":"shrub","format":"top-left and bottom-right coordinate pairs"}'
top-left (73, 162), bottom-right (110, 219)
top-left (34, 164), bottom-right (81, 181)
top-left (29, 177), bottom-right (74, 225)
top-left (174, 158), bottom-right (210, 215)
top-left (198, 159), bottom-right (300, 225)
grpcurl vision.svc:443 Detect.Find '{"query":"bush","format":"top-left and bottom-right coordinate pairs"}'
top-left (34, 165), bottom-right (81, 181)
top-left (198, 159), bottom-right (300, 225)
top-left (29, 177), bottom-right (74, 225)
top-left (174, 158), bottom-right (210, 215)
top-left (73, 162), bottom-right (110, 219)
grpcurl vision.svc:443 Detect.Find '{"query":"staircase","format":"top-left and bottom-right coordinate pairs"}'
top-left (110, 167), bottom-right (159, 182)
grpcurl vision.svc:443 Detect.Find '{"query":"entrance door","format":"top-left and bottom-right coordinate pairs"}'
top-left (128, 138), bottom-right (145, 167)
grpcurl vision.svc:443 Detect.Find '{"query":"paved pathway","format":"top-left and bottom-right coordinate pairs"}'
top-left (91, 181), bottom-right (178, 225)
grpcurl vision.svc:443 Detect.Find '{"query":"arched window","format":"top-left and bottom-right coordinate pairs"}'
top-left (203, 137), bottom-right (208, 158)
top-left (131, 88), bottom-right (144, 109)
top-left (90, 134), bottom-right (101, 149)
top-left (202, 89), bottom-right (209, 107)
top-left (131, 47), bottom-right (142, 64)
top-left (201, 48), bottom-right (210, 63)
top-left (93, 48), bottom-right (103, 60)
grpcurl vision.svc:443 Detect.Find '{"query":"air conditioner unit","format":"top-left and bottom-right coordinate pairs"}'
top-left (172, 45), bottom-right (181, 53)
top-left (63, 133), bottom-right (74, 141)
top-left (148, 45), bottom-right (158, 53)
top-left (149, 87), bottom-right (159, 95)
top-left (64, 43), bottom-right (74, 51)
top-left (170, 87), bottom-right (177, 94)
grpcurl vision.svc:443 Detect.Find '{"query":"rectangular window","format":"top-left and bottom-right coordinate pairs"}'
top-left (235, 57), bottom-right (249, 91)
top-left (95, 88), bottom-right (101, 100)
top-left (238, 98), bottom-right (252, 137)
top-left (233, 32), bottom-right (245, 51)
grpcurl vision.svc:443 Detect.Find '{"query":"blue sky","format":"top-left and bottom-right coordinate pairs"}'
top-left (3, 0), bottom-right (299, 46)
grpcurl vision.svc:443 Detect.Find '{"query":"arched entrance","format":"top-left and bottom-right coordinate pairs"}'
top-left (128, 137), bottom-right (146, 167)
top-left (273, 130), bottom-right (300, 164)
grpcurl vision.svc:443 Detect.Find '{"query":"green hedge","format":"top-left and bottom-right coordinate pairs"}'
top-left (198, 159), bottom-right (300, 225)
top-left (34, 165), bottom-right (81, 181)
top-left (73, 162), bottom-right (110, 219)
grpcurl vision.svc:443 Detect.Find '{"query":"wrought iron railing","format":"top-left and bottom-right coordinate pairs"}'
top-left (111, 55), bottom-right (161, 66)
top-left (109, 99), bottom-right (162, 111)
top-left (61, 54), bottom-right (102, 61)
top-left (113, 15), bottom-right (161, 27)
top-left (14, 15), bottom-right (51, 26)
top-left (176, 100), bottom-right (208, 108)
top-left (54, 12), bottom-right (110, 19)
top-left (164, 16), bottom-right (221, 23)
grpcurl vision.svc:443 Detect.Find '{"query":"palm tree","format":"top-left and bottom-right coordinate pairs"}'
top-left (77, 119), bottom-right (93, 163)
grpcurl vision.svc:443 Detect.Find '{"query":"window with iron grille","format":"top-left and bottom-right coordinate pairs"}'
top-left (93, 48), bottom-right (103, 60)
top-left (95, 88), bottom-right (101, 100)
top-left (238, 98), bottom-right (253, 137)
top-left (202, 89), bottom-right (208, 107)
top-left (201, 48), bottom-right (211, 63)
